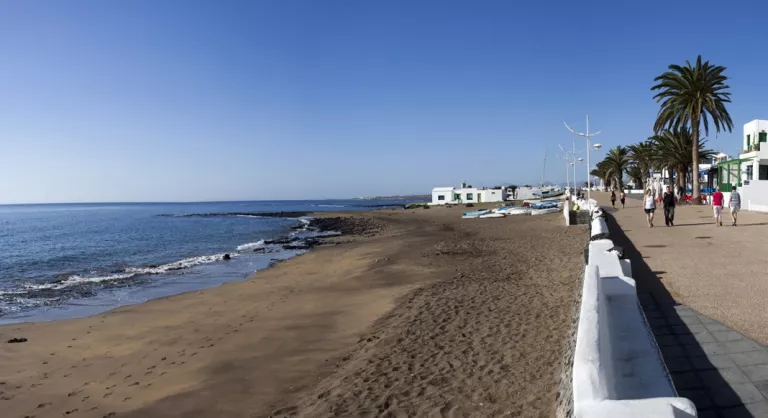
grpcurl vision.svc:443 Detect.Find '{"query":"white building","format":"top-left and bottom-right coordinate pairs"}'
top-left (431, 184), bottom-right (507, 205)
top-left (715, 119), bottom-right (768, 211)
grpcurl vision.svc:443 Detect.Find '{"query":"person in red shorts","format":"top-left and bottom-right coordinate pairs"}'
top-left (712, 187), bottom-right (724, 227)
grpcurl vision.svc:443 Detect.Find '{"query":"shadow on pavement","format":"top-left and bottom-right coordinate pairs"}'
top-left (605, 212), bottom-right (768, 417)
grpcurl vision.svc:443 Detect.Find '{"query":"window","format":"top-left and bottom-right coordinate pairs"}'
top-left (747, 165), bottom-right (753, 181)
top-left (747, 134), bottom-right (751, 144)
top-left (761, 165), bottom-right (768, 180)
top-left (437, 195), bottom-right (445, 201)
top-left (454, 194), bottom-right (461, 200)
top-left (466, 193), bottom-right (473, 200)
top-left (761, 132), bottom-right (767, 143)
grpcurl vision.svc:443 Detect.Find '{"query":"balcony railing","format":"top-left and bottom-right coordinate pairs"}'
top-left (745, 143), bottom-right (761, 153)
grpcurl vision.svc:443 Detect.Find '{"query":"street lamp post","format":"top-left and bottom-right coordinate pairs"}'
top-left (565, 115), bottom-right (601, 209)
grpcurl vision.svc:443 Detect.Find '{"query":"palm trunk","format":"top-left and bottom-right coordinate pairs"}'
top-left (692, 111), bottom-right (701, 204)
top-left (678, 165), bottom-right (686, 192)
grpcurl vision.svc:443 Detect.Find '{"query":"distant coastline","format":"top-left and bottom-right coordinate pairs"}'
top-left (352, 194), bottom-right (429, 201)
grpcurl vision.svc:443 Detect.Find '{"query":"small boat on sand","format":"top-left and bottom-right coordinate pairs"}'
top-left (462, 210), bottom-right (491, 219)
top-left (531, 207), bottom-right (560, 216)
top-left (478, 212), bottom-right (505, 218)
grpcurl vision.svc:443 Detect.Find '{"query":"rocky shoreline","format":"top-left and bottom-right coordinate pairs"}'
top-left (254, 216), bottom-right (387, 254)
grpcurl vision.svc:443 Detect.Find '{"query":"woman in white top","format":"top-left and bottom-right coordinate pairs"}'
top-left (643, 189), bottom-right (656, 227)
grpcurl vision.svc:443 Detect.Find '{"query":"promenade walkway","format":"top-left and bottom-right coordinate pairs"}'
top-left (601, 193), bottom-right (768, 418)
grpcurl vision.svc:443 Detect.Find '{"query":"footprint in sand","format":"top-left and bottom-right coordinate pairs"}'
top-left (37, 402), bottom-right (51, 408)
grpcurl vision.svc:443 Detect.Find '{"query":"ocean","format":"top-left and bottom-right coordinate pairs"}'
top-left (0, 199), bottom-right (421, 323)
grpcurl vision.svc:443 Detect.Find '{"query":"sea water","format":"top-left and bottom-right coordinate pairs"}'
top-left (0, 200), bottom-right (419, 323)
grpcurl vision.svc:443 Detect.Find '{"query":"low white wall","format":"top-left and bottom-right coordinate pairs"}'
top-left (573, 212), bottom-right (697, 418)
top-left (590, 217), bottom-right (608, 239)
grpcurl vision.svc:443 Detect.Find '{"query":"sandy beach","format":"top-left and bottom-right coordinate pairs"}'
top-left (1, 207), bottom-right (586, 418)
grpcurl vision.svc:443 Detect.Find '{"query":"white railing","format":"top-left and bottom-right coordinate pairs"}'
top-left (573, 211), bottom-right (697, 418)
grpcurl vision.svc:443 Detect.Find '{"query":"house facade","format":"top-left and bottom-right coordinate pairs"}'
top-left (431, 184), bottom-right (507, 205)
top-left (716, 119), bottom-right (768, 212)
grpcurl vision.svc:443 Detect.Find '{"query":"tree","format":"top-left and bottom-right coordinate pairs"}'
top-left (626, 164), bottom-right (645, 189)
top-left (651, 55), bottom-right (733, 203)
top-left (590, 165), bottom-right (609, 190)
top-left (627, 141), bottom-right (656, 191)
top-left (601, 146), bottom-right (631, 190)
top-left (649, 129), bottom-right (715, 193)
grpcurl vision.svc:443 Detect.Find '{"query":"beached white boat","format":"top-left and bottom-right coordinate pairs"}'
top-left (506, 208), bottom-right (531, 215)
top-left (530, 207), bottom-right (560, 216)
top-left (462, 209), bottom-right (491, 219)
top-left (533, 188), bottom-right (565, 198)
top-left (478, 212), bottom-right (505, 218)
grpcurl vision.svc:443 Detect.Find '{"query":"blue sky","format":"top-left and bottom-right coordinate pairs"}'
top-left (0, 0), bottom-right (764, 203)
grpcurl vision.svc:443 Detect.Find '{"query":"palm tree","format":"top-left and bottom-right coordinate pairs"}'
top-left (627, 141), bottom-right (656, 191)
top-left (601, 146), bottom-right (631, 190)
top-left (590, 165), bottom-right (609, 191)
top-left (649, 129), bottom-right (715, 192)
top-left (626, 164), bottom-right (645, 189)
top-left (651, 55), bottom-right (733, 203)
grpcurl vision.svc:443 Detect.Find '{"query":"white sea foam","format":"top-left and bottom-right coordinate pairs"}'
top-left (125, 253), bottom-right (234, 275)
top-left (236, 240), bottom-right (265, 251)
top-left (23, 272), bottom-right (136, 290)
top-left (21, 253), bottom-right (236, 291)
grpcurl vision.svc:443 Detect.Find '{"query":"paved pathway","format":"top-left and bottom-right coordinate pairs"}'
top-left (597, 193), bottom-right (768, 417)
top-left (640, 293), bottom-right (768, 417)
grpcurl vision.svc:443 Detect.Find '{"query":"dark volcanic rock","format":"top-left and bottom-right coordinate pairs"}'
top-left (264, 238), bottom-right (296, 245)
top-left (282, 238), bottom-right (321, 251)
top-left (7, 337), bottom-right (28, 344)
top-left (222, 254), bottom-right (231, 260)
top-left (308, 217), bottom-right (385, 237)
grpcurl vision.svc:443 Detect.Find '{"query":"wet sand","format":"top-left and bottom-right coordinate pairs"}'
top-left (0, 207), bottom-right (586, 418)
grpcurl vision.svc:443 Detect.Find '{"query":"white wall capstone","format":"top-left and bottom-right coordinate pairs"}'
top-left (590, 217), bottom-right (609, 240)
top-left (573, 211), bottom-right (697, 418)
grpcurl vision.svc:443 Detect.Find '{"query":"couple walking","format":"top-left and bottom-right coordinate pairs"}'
top-left (712, 186), bottom-right (741, 227)
top-left (610, 190), bottom-right (625, 209)
top-left (643, 187), bottom-right (676, 227)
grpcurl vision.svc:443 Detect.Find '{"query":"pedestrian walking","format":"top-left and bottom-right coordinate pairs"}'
top-left (662, 185), bottom-right (675, 226)
top-left (610, 190), bottom-right (616, 209)
top-left (712, 187), bottom-right (724, 227)
top-left (730, 186), bottom-right (741, 226)
top-left (643, 189), bottom-right (656, 227)
top-left (620, 191), bottom-right (626, 208)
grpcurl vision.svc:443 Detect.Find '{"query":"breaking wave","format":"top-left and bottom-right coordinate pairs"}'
top-left (236, 240), bottom-right (265, 251)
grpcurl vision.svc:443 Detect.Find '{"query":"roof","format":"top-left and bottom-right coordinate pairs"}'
top-left (432, 187), bottom-right (455, 192)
